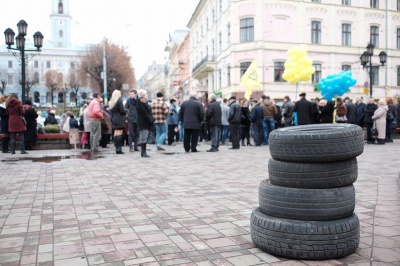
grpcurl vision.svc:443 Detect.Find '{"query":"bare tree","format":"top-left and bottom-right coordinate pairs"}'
top-left (67, 68), bottom-right (81, 107)
top-left (17, 66), bottom-right (38, 100)
top-left (0, 66), bottom-right (7, 95)
top-left (44, 70), bottom-right (59, 106)
top-left (79, 38), bottom-right (136, 96)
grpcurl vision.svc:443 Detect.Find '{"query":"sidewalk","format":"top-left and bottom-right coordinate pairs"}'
top-left (0, 141), bottom-right (399, 265)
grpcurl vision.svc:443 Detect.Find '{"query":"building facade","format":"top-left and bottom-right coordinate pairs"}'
top-left (187, 0), bottom-right (400, 101)
top-left (0, 0), bottom-right (92, 107)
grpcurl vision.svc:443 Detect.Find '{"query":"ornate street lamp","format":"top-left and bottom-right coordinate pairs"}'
top-left (360, 43), bottom-right (387, 97)
top-left (4, 20), bottom-right (43, 102)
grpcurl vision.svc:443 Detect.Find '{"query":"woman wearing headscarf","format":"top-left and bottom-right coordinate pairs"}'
top-left (372, 99), bottom-right (388, 145)
top-left (6, 93), bottom-right (27, 154)
top-left (23, 99), bottom-right (38, 150)
top-left (136, 89), bottom-right (154, 157)
top-left (0, 94), bottom-right (10, 153)
top-left (109, 89), bottom-right (126, 154)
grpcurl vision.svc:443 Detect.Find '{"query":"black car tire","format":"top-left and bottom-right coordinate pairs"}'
top-left (251, 207), bottom-right (360, 260)
top-left (269, 124), bottom-right (364, 163)
top-left (268, 158), bottom-right (358, 189)
top-left (259, 180), bottom-right (355, 221)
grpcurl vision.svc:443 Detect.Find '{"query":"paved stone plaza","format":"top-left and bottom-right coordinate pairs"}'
top-left (0, 141), bottom-right (399, 265)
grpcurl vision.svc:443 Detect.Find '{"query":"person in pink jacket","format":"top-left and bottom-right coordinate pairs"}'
top-left (88, 92), bottom-right (104, 152)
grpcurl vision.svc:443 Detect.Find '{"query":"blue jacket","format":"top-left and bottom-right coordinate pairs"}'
top-left (250, 105), bottom-right (263, 123)
top-left (167, 104), bottom-right (179, 125)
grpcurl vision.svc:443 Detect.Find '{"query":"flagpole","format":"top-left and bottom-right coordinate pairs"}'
top-left (295, 82), bottom-right (298, 100)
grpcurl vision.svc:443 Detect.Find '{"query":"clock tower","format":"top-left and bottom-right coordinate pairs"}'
top-left (50, 0), bottom-right (72, 47)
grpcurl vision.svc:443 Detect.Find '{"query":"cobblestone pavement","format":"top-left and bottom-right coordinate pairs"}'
top-left (0, 141), bottom-right (399, 266)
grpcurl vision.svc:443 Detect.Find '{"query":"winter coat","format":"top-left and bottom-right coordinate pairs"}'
top-left (101, 111), bottom-right (112, 134)
top-left (111, 99), bottom-right (126, 129)
top-left (88, 99), bottom-right (103, 120)
top-left (137, 100), bottom-right (154, 131)
top-left (167, 104), bottom-right (179, 125)
top-left (23, 105), bottom-right (38, 143)
top-left (387, 102), bottom-right (397, 122)
top-left (44, 113), bottom-right (58, 126)
top-left (228, 101), bottom-right (242, 125)
top-left (372, 105), bottom-right (388, 140)
top-left (317, 101), bottom-right (334, 123)
top-left (83, 108), bottom-right (92, 132)
top-left (241, 106), bottom-right (251, 127)
top-left (69, 116), bottom-right (79, 129)
top-left (345, 102), bottom-right (357, 124)
top-left (293, 99), bottom-right (312, 125)
top-left (125, 97), bottom-right (138, 123)
top-left (206, 100), bottom-right (222, 126)
top-left (179, 97), bottom-right (205, 129)
top-left (6, 98), bottom-right (26, 132)
top-left (220, 103), bottom-right (230, 126)
top-left (250, 105), bottom-right (264, 124)
top-left (261, 102), bottom-right (277, 118)
top-left (355, 102), bottom-right (366, 127)
top-left (281, 101), bottom-right (294, 118)
top-left (310, 102), bottom-right (320, 124)
top-left (364, 103), bottom-right (378, 124)
top-left (0, 104), bottom-right (9, 133)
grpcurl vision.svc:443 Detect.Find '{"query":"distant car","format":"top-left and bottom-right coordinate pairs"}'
top-left (41, 103), bottom-right (57, 108)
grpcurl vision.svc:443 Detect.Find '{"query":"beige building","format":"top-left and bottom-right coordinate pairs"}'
top-left (187, 0), bottom-right (400, 102)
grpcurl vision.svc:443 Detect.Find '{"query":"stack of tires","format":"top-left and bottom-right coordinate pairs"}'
top-left (251, 124), bottom-right (364, 260)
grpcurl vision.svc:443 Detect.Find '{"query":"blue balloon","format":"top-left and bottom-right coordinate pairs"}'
top-left (318, 71), bottom-right (357, 99)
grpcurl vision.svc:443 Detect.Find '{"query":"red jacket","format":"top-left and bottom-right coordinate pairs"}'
top-left (6, 98), bottom-right (26, 132)
top-left (88, 99), bottom-right (103, 120)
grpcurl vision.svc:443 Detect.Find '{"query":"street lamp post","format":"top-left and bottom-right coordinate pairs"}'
top-left (360, 43), bottom-right (387, 98)
top-left (4, 20), bottom-right (44, 102)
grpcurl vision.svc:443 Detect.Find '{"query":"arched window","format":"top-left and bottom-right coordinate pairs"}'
top-left (81, 92), bottom-right (87, 100)
top-left (33, 72), bottom-right (39, 83)
top-left (70, 92), bottom-right (76, 104)
top-left (34, 92), bottom-right (40, 103)
top-left (58, 92), bottom-right (64, 103)
top-left (46, 92), bottom-right (51, 103)
top-left (59, 30), bottom-right (63, 38)
top-left (58, 1), bottom-right (64, 14)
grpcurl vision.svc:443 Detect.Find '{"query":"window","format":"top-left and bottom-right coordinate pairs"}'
top-left (227, 66), bottom-right (231, 86)
top-left (218, 69), bottom-right (222, 89)
top-left (58, 92), bottom-right (64, 103)
top-left (312, 64), bottom-right (321, 83)
top-left (46, 61), bottom-right (51, 68)
top-left (274, 62), bottom-right (285, 82)
top-left (34, 61), bottom-right (39, 68)
top-left (371, 66), bottom-right (379, 85)
top-left (397, 67), bottom-right (400, 86)
top-left (240, 18), bottom-right (254, 42)
top-left (59, 30), bottom-right (63, 38)
top-left (342, 65), bottom-right (351, 71)
top-left (370, 0), bottom-right (378, 8)
top-left (70, 62), bottom-right (75, 69)
top-left (311, 21), bottom-right (321, 44)
top-left (58, 0), bottom-right (63, 14)
top-left (219, 32), bottom-right (222, 53)
top-left (342, 24), bottom-right (351, 46)
top-left (397, 28), bottom-right (400, 49)
top-left (240, 62), bottom-right (251, 77)
top-left (7, 74), bottom-right (13, 85)
top-left (219, 0), bottom-right (222, 13)
top-left (8, 61), bottom-right (12, 68)
top-left (398, 0), bottom-right (400, 11)
top-left (34, 72), bottom-right (39, 83)
top-left (370, 26), bottom-right (379, 47)
top-left (342, 0), bottom-right (351, 5)
top-left (227, 24), bottom-right (231, 47)
top-left (311, 0), bottom-right (321, 2)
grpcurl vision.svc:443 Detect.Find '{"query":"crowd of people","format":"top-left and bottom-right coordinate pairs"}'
top-left (0, 90), bottom-right (398, 155)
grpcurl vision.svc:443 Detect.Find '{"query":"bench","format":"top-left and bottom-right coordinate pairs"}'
top-left (0, 133), bottom-right (71, 150)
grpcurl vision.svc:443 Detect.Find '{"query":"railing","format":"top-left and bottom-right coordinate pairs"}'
top-left (192, 55), bottom-right (215, 73)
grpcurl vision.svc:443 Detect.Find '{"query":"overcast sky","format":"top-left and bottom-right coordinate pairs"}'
top-left (0, 0), bottom-right (199, 78)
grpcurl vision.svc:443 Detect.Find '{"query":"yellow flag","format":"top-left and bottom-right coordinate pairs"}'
top-left (240, 60), bottom-right (261, 100)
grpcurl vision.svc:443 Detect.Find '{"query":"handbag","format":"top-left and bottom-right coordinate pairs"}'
top-left (371, 121), bottom-right (378, 136)
top-left (335, 114), bottom-right (348, 122)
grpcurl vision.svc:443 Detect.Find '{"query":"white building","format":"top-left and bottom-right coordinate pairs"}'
top-left (0, 0), bottom-right (92, 107)
top-left (188, 0), bottom-right (400, 101)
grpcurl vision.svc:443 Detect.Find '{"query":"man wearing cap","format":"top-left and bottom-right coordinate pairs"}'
top-left (228, 96), bottom-right (241, 149)
top-left (206, 94), bottom-right (222, 152)
top-left (179, 94), bottom-right (205, 152)
top-left (151, 92), bottom-right (169, 150)
top-left (293, 92), bottom-right (312, 125)
top-left (88, 92), bottom-right (104, 152)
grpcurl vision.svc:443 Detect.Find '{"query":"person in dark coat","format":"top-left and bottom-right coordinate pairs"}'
top-left (310, 98), bottom-right (320, 124)
top-left (125, 89), bottom-right (139, 152)
top-left (44, 110), bottom-right (58, 126)
top-left (23, 99), bottom-right (38, 150)
top-left (364, 97), bottom-right (378, 144)
top-left (6, 93), bottom-right (27, 154)
top-left (281, 96), bottom-right (294, 127)
top-left (179, 94), bottom-right (205, 152)
top-left (385, 96), bottom-right (397, 143)
top-left (206, 94), bottom-right (222, 152)
top-left (228, 96), bottom-right (242, 149)
top-left (355, 96), bottom-right (366, 128)
top-left (317, 100), bottom-right (335, 123)
top-left (0, 94), bottom-right (10, 153)
top-left (344, 97), bottom-right (357, 124)
top-left (100, 106), bottom-right (112, 148)
top-left (250, 99), bottom-right (264, 146)
top-left (293, 92), bottom-right (312, 125)
top-left (109, 89), bottom-right (126, 154)
top-left (240, 99), bottom-right (252, 146)
top-left (136, 89), bottom-right (154, 157)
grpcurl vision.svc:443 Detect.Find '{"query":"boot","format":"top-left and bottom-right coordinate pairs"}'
top-left (19, 136), bottom-right (28, 154)
top-left (116, 135), bottom-right (124, 154)
top-left (10, 137), bottom-right (16, 154)
top-left (247, 139), bottom-right (253, 146)
top-left (141, 143), bottom-right (149, 157)
top-left (2, 137), bottom-right (10, 153)
top-left (241, 140), bottom-right (245, 146)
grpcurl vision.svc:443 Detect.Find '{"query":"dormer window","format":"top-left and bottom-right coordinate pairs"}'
top-left (58, 0), bottom-right (64, 14)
